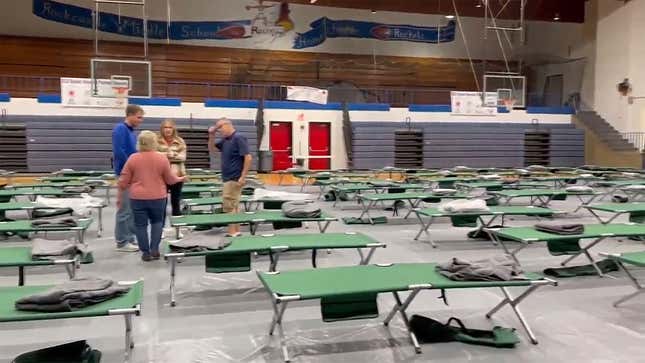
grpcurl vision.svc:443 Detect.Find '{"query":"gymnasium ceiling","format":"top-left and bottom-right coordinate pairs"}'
top-left (284, 0), bottom-right (587, 23)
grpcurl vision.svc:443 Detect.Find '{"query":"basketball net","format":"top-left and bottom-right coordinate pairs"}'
top-left (113, 86), bottom-right (128, 107)
top-left (502, 98), bottom-right (516, 112)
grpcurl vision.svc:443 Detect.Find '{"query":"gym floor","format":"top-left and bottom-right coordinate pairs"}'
top-left (1, 184), bottom-right (644, 362)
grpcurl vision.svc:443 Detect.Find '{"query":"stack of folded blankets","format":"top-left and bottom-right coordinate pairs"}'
top-left (31, 217), bottom-right (79, 228)
top-left (62, 186), bottom-right (94, 194)
top-left (168, 230), bottom-right (232, 252)
top-left (36, 194), bottom-right (104, 216)
top-left (432, 188), bottom-right (458, 196)
top-left (438, 199), bottom-right (489, 213)
top-left (565, 185), bottom-right (594, 193)
top-left (535, 222), bottom-right (584, 235)
top-left (15, 277), bottom-right (129, 312)
top-left (437, 255), bottom-right (526, 281)
top-left (31, 238), bottom-right (87, 260)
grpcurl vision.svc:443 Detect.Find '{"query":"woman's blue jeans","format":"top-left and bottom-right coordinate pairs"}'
top-left (130, 198), bottom-right (167, 256)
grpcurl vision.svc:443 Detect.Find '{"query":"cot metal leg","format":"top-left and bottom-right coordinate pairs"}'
top-left (310, 249), bottom-right (317, 268)
top-left (268, 299), bottom-right (290, 362)
top-left (383, 290), bottom-right (422, 353)
top-left (475, 215), bottom-right (500, 245)
top-left (413, 212), bottom-right (436, 247)
top-left (491, 233), bottom-right (527, 266)
top-left (613, 261), bottom-right (645, 307)
top-left (486, 286), bottom-right (541, 344)
top-left (560, 237), bottom-right (607, 276)
top-left (97, 207), bottom-right (103, 237)
top-left (18, 266), bottom-right (24, 286)
top-left (357, 246), bottom-right (378, 265)
top-left (357, 199), bottom-right (376, 224)
top-left (587, 209), bottom-right (622, 224)
top-left (124, 313), bottom-right (134, 362)
top-left (270, 252), bottom-right (282, 271)
top-left (75, 230), bottom-right (85, 244)
top-left (318, 220), bottom-right (332, 233)
top-left (403, 199), bottom-right (422, 219)
top-left (573, 194), bottom-right (598, 213)
top-left (64, 262), bottom-right (76, 279)
top-left (169, 257), bottom-right (177, 307)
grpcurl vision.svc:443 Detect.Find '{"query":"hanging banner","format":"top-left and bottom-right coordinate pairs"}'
top-left (450, 91), bottom-right (498, 116)
top-left (293, 17), bottom-right (456, 49)
top-left (32, 0), bottom-right (296, 40)
top-left (61, 78), bottom-right (129, 108)
top-left (287, 86), bottom-right (329, 105)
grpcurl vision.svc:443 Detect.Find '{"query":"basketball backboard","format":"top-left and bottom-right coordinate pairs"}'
top-left (484, 75), bottom-right (526, 108)
top-left (90, 58), bottom-right (152, 98)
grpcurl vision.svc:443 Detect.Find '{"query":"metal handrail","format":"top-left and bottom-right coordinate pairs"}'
top-left (0, 74), bottom-right (563, 107)
top-left (621, 132), bottom-right (645, 151)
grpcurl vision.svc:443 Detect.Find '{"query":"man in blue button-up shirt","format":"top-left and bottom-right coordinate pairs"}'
top-left (112, 104), bottom-right (144, 252)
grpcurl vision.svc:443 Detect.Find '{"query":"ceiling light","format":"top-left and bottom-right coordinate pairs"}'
top-left (553, 13), bottom-right (560, 21)
top-left (445, 15), bottom-right (455, 19)
top-left (310, 0), bottom-right (317, 3)
top-left (475, 0), bottom-right (483, 7)
top-left (371, 9), bottom-right (376, 14)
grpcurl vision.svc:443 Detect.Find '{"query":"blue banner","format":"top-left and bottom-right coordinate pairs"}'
top-left (33, 0), bottom-right (251, 40)
top-left (294, 17), bottom-right (456, 49)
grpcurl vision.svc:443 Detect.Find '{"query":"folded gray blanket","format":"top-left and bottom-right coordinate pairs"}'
top-left (15, 277), bottom-right (129, 312)
top-left (535, 223), bottom-right (584, 235)
top-left (63, 186), bottom-right (94, 193)
top-left (31, 238), bottom-right (76, 259)
top-left (282, 200), bottom-right (321, 218)
top-left (168, 230), bottom-right (232, 252)
top-left (437, 255), bottom-right (526, 281)
top-left (31, 217), bottom-right (79, 228)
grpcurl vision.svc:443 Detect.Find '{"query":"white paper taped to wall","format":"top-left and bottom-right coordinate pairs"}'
top-left (287, 86), bottom-right (328, 104)
top-left (450, 91), bottom-right (498, 116)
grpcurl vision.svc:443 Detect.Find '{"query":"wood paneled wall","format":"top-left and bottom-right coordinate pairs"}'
top-left (0, 35), bottom-right (498, 103)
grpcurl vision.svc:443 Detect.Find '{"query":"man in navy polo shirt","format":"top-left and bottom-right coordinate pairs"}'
top-left (208, 118), bottom-right (252, 237)
top-left (111, 104), bottom-right (143, 252)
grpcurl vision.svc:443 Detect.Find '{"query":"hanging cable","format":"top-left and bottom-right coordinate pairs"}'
top-left (452, 0), bottom-right (480, 91)
top-left (486, 3), bottom-right (516, 90)
top-left (166, 0), bottom-right (171, 44)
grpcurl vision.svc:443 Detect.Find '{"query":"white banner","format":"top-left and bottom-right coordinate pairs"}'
top-left (287, 86), bottom-right (328, 105)
top-left (61, 78), bottom-right (129, 108)
top-left (450, 91), bottom-right (498, 116)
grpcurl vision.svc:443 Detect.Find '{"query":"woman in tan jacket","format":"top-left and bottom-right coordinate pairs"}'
top-left (157, 119), bottom-right (187, 216)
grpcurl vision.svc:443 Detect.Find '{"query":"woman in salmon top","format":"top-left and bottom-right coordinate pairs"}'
top-left (118, 130), bottom-right (185, 262)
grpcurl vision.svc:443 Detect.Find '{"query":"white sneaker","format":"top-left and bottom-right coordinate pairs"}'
top-left (116, 244), bottom-right (139, 252)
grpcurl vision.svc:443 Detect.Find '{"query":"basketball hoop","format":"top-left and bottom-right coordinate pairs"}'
top-left (502, 98), bottom-right (516, 112)
top-left (113, 86), bottom-right (129, 107)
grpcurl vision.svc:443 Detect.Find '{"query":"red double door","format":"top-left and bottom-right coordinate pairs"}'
top-left (269, 121), bottom-right (330, 171)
